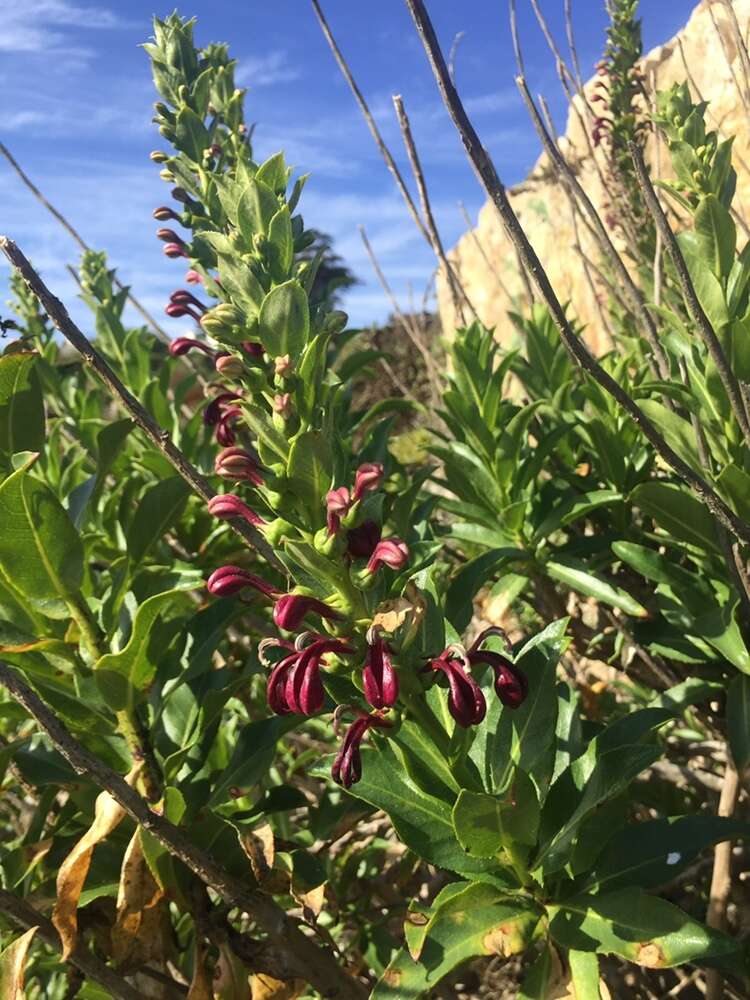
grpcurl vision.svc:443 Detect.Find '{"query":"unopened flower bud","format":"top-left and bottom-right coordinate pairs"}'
top-left (274, 355), bottom-right (293, 377)
top-left (150, 150), bottom-right (168, 163)
top-left (156, 228), bottom-right (183, 244)
top-left (365, 539), bottom-right (409, 574)
top-left (353, 462), bottom-right (384, 501)
top-left (214, 446), bottom-right (263, 485)
top-left (215, 354), bottom-right (245, 377)
top-left (171, 187), bottom-right (190, 203)
top-left (272, 393), bottom-right (292, 417)
top-left (153, 206), bottom-right (180, 221)
top-left (163, 243), bottom-right (188, 259)
top-left (159, 169), bottom-right (174, 182)
top-left (185, 269), bottom-right (203, 284)
top-left (207, 493), bottom-right (265, 527)
top-left (273, 594), bottom-right (341, 632)
top-left (200, 303), bottom-right (243, 336)
top-left (206, 565), bottom-right (278, 599)
top-left (168, 337), bottom-right (215, 358)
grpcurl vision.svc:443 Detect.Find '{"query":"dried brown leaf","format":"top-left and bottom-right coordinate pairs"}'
top-left (52, 777), bottom-right (134, 959)
top-left (0, 927), bottom-right (37, 1000)
top-left (238, 822), bottom-right (275, 884)
top-left (187, 938), bottom-right (214, 1000)
top-left (112, 828), bottom-right (165, 967)
top-left (250, 973), bottom-right (305, 1000)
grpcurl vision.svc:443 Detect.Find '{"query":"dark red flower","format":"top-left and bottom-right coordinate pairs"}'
top-left (467, 628), bottom-right (528, 710)
top-left (170, 289), bottom-right (207, 314)
top-left (266, 638), bottom-right (352, 716)
top-left (206, 565), bottom-right (279, 599)
top-left (215, 406), bottom-right (241, 447)
top-left (332, 712), bottom-right (390, 788)
top-left (165, 302), bottom-right (203, 322)
top-left (346, 520), bottom-right (381, 559)
top-left (430, 649), bottom-right (486, 728)
top-left (366, 538), bottom-right (409, 573)
top-left (204, 391), bottom-right (242, 427)
top-left (242, 341), bottom-right (264, 358)
top-left (362, 635), bottom-right (398, 709)
top-left (156, 228), bottom-right (184, 244)
top-left (273, 594), bottom-right (341, 632)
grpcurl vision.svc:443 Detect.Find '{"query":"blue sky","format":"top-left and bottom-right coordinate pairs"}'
top-left (0, 1), bottom-right (695, 337)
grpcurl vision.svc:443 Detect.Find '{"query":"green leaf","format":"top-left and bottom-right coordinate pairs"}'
top-left (208, 716), bottom-right (298, 805)
top-left (0, 455), bottom-right (83, 610)
top-left (255, 151), bottom-right (289, 194)
top-left (175, 106), bottom-right (210, 162)
top-left (268, 205), bottom-right (293, 278)
top-left (95, 589), bottom-right (192, 711)
top-left (678, 231), bottom-right (730, 329)
top-left (728, 673), bottom-right (750, 769)
top-left (216, 255), bottom-right (266, 316)
top-left (127, 477), bottom-right (190, 564)
top-left (329, 740), bottom-right (496, 877)
top-left (695, 193), bottom-right (736, 280)
top-left (286, 431), bottom-right (333, 521)
top-left (236, 177), bottom-right (278, 240)
top-left (374, 884), bottom-right (540, 998)
top-left (258, 279), bottom-right (309, 359)
top-left (548, 888), bottom-right (740, 968)
top-left (518, 946), bottom-right (554, 1000)
top-left (631, 481), bottom-right (720, 554)
top-left (445, 547), bottom-right (527, 632)
top-left (586, 815), bottom-right (750, 893)
top-left (568, 951), bottom-right (602, 1000)
top-left (453, 771), bottom-right (539, 858)
top-left (638, 400), bottom-right (703, 472)
top-left (0, 352), bottom-right (44, 456)
top-left (546, 559), bottom-right (647, 617)
top-left (533, 490), bottom-right (622, 542)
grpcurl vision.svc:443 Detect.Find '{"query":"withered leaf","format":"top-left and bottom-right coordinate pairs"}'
top-left (250, 973), bottom-right (305, 1000)
top-left (112, 828), bottom-right (165, 967)
top-left (237, 822), bottom-right (275, 883)
top-left (0, 927), bottom-right (37, 1000)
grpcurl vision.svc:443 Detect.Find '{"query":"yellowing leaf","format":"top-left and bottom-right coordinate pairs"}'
top-left (238, 822), bottom-right (275, 884)
top-left (0, 927), bottom-right (37, 1000)
top-left (250, 973), bottom-right (305, 1000)
top-left (52, 768), bottom-right (138, 959)
top-left (112, 829), bottom-right (165, 967)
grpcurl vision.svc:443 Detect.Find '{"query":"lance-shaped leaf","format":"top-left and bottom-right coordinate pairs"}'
top-left (52, 778), bottom-right (134, 958)
top-left (258, 279), bottom-right (309, 358)
top-left (0, 454), bottom-right (83, 616)
top-left (548, 888), bottom-right (741, 968)
top-left (0, 352), bottom-right (44, 456)
top-left (0, 927), bottom-right (37, 1000)
top-left (452, 770), bottom-right (540, 860)
top-left (287, 431), bottom-right (333, 523)
top-left (373, 883), bottom-right (540, 998)
top-left (127, 476), bottom-right (190, 564)
top-left (95, 588), bottom-right (193, 712)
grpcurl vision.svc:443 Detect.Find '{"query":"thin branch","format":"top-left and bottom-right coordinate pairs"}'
top-left (458, 200), bottom-right (515, 302)
top-left (0, 237), bottom-right (284, 573)
top-left (515, 75), bottom-right (672, 380)
top-left (0, 888), bottom-right (143, 1000)
top-left (630, 143), bottom-right (750, 448)
top-left (392, 93), bottom-right (474, 324)
top-left (705, 759), bottom-right (740, 1000)
top-left (358, 224), bottom-right (442, 401)
top-left (0, 142), bottom-right (171, 345)
top-left (309, 0), bottom-right (429, 246)
top-left (508, 0), bottom-right (525, 77)
top-left (0, 663), bottom-right (368, 1000)
top-left (563, 0), bottom-right (585, 95)
top-left (401, 0), bottom-right (750, 546)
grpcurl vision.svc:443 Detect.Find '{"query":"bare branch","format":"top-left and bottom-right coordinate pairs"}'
top-left (629, 143), bottom-right (750, 448)
top-left (0, 663), bottom-right (368, 1000)
top-left (0, 142), bottom-right (171, 345)
top-left (309, 0), bottom-right (429, 245)
top-left (401, 0), bottom-right (750, 546)
top-left (0, 888), bottom-right (144, 1000)
top-left (0, 237), bottom-right (284, 573)
top-left (515, 75), bottom-right (671, 380)
top-left (705, 759), bottom-right (740, 1000)
top-left (392, 93), bottom-right (475, 324)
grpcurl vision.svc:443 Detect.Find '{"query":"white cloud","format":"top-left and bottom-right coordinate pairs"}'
top-left (236, 50), bottom-right (300, 88)
top-left (0, 0), bottom-right (124, 56)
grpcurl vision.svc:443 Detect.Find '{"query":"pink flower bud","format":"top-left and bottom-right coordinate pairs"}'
top-left (272, 393), bottom-right (291, 418)
top-left (215, 354), bottom-right (245, 377)
top-left (273, 594), bottom-right (341, 632)
top-left (365, 539), bottom-right (409, 573)
top-left (168, 337), bottom-right (215, 357)
top-left (156, 228), bottom-right (184, 244)
top-left (214, 447), bottom-right (263, 485)
top-left (153, 206), bottom-right (180, 221)
top-left (164, 243), bottom-right (188, 259)
top-left (206, 565), bottom-right (278, 599)
top-left (363, 636), bottom-right (398, 709)
top-left (208, 493), bottom-right (266, 528)
top-left (326, 486), bottom-right (351, 536)
top-left (353, 462), bottom-right (384, 501)
top-left (185, 269), bottom-right (203, 285)
top-left (207, 493), bottom-right (265, 527)
top-left (274, 354), bottom-right (293, 377)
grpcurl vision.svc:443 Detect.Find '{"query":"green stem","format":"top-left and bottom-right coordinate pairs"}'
top-left (65, 592), bottom-right (104, 662)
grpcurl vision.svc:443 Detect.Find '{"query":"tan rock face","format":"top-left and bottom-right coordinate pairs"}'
top-left (439, 0), bottom-right (750, 353)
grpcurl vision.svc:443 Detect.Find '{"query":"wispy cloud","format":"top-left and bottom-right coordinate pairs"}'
top-left (0, 0), bottom-right (125, 57)
top-left (236, 50), bottom-right (300, 88)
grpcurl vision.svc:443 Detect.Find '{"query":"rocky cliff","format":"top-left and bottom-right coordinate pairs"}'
top-left (439, 0), bottom-right (750, 351)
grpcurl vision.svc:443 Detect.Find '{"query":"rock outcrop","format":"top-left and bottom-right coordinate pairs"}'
top-left (439, 0), bottom-right (750, 351)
